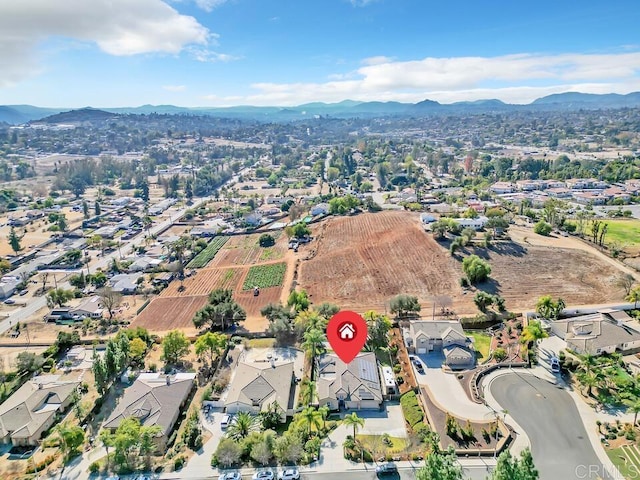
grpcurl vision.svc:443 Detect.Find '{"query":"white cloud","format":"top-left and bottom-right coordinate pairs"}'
top-left (204, 51), bottom-right (640, 106)
top-left (361, 56), bottom-right (395, 66)
top-left (187, 47), bottom-right (241, 63)
top-left (349, 0), bottom-right (377, 6)
top-left (163, 85), bottom-right (187, 92)
top-left (0, 0), bottom-right (211, 87)
top-left (194, 0), bottom-right (228, 12)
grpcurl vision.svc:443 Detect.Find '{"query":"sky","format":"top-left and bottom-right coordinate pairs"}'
top-left (1, 0), bottom-right (640, 107)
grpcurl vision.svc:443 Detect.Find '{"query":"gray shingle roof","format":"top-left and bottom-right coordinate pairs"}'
top-left (225, 362), bottom-right (294, 411)
top-left (316, 352), bottom-right (383, 404)
top-left (0, 376), bottom-right (79, 440)
top-left (103, 373), bottom-right (195, 435)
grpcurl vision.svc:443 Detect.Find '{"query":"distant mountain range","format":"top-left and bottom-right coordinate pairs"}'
top-left (2, 91), bottom-right (640, 125)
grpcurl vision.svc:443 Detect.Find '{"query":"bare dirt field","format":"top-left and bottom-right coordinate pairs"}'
top-left (298, 211), bottom-right (463, 313)
top-left (297, 211), bottom-right (630, 316)
top-left (132, 295), bottom-right (209, 336)
top-left (162, 268), bottom-right (242, 297)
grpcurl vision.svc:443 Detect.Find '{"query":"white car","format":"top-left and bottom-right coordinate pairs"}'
top-left (218, 473), bottom-right (241, 480)
top-left (550, 357), bottom-right (561, 373)
top-left (278, 469), bottom-right (300, 480)
top-left (252, 471), bottom-right (275, 480)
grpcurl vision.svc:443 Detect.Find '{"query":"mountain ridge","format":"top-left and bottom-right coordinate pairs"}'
top-left (3, 91), bottom-right (640, 124)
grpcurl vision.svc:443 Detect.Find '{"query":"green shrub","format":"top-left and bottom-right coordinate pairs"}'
top-left (89, 461), bottom-right (100, 474)
top-left (174, 456), bottom-right (185, 470)
top-left (400, 391), bottom-right (424, 427)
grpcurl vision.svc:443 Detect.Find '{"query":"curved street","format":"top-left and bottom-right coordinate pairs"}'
top-left (490, 373), bottom-right (614, 480)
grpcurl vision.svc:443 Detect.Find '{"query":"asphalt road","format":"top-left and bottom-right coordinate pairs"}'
top-left (490, 373), bottom-right (613, 480)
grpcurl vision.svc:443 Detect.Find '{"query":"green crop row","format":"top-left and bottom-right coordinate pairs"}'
top-left (242, 262), bottom-right (287, 290)
top-left (187, 236), bottom-right (229, 268)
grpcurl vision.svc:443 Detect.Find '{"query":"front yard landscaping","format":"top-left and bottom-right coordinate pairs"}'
top-left (467, 330), bottom-right (491, 361)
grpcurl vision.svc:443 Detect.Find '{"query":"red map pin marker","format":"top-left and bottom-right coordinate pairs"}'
top-left (326, 310), bottom-right (368, 364)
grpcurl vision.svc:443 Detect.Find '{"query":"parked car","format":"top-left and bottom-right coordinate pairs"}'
top-left (277, 468), bottom-right (300, 480)
top-left (550, 357), bottom-right (561, 373)
top-left (218, 473), bottom-right (241, 480)
top-left (19, 290), bottom-right (28, 296)
top-left (3, 298), bottom-right (15, 305)
top-left (252, 471), bottom-right (275, 480)
top-left (220, 414), bottom-right (231, 429)
top-left (376, 463), bottom-right (398, 475)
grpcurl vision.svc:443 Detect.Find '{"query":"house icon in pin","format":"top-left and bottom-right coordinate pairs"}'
top-left (339, 322), bottom-right (356, 341)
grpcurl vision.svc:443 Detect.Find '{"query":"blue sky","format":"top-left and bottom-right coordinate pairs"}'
top-left (1, 0), bottom-right (639, 107)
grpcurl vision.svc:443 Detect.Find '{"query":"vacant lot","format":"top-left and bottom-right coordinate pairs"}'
top-left (298, 211), bottom-right (463, 312)
top-left (132, 295), bottom-right (208, 335)
top-left (297, 211), bottom-right (628, 315)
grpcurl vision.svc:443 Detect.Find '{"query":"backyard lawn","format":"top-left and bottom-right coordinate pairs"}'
top-left (576, 218), bottom-right (640, 252)
top-left (467, 331), bottom-right (492, 361)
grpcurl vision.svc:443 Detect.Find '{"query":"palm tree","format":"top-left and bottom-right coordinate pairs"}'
top-left (300, 379), bottom-right (316, 406)
top-left (226, 412), bottom-right (261, 441)
top-left (343, 412), bottom-right (365, 439)
top-left (554, 298), bottom-right (566, 319)
top-left (300, 407), bottom-right (323, 438)
top-left (577, 371), bottom-right (601, 398)
top-left (579, 353), bottom-right (598, 375)
top-left (318, 405), bottom-right (330, 430)
top-left (625, 399), bottom-right (640, 425)
top-left (520, 320), bottom-right (548, 346)
top-left (627, 286), bottom-right (640, 309)
top-left (535, 295), bottom-right (554, 319)
top-left (302, 328), bottom-right (326, 376)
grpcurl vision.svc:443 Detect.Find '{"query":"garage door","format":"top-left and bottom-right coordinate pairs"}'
top-left (417, 348), bottom-right (427, 354)
top-left (359, 400), bottom-right (380, 409)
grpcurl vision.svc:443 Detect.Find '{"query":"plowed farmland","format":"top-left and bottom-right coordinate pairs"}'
top-left (132, 234), bottom-right (292, 333)
top-left (132, 295), bottom-right (208, 334)
top-left (297, 211), bottom-right (628, 314)
top-left (209, 232), bottom-right (287, 267)
top-left (298, 211), bottom-right (463, 312)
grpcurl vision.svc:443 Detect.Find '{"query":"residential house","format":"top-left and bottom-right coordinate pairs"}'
top-left (404, 320), bottom-right (475, 370)
top-left (103, 372), bottom-right (195, 450)
top-left (93, 225), bottom-right (120, 239)
top-left (0, 375), bottom-right (79, 446)
top-left (128, 256), bottom-right (162, 272)
top-left (452, 216), bottom-right (488, 231)
top-left (316, 352), bottom-right (384, 411)
top-left (311, 203), bottom-right (330, 216)
top-left (0, 276), bottom-right (19, 299)
top-left (224, 349), bottom-right (303, 421)
top-left (551, 311), bottom-right (640, 355)
top-left (109, 273), bottom-right (142, 294)
top-left (546, 187), bottom-right (572, 198)
top-left (72, 296), bottom-right (104, 319)
top-left (490, 182), bottom-right (515, 194)
top-left (572, 192), bottom-right (606, 205)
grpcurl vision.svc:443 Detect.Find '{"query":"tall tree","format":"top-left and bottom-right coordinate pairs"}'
top-left (194, 331), bottom-right (227, 365)
top-left (55, 423), bottom-right (85, 463)
top-left (416, 444), bottom-right (462, 480)
top-left (226, 412), bottom-right (261, 441)
top-left (161, 330), bottom-right (190, 365)
top-left (98, 286), bottom-right (123, 321)
top-left (7, 226), bottom-right (23, 255)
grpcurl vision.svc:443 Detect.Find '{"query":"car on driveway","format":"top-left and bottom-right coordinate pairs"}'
top-left (252, 471), bottom-right (275, 480)
top-left (218, 473), bottom-right (242, 480)
top-left (376, 463), bottom-right (398, 475)
top-left (412, 359), bottom-right (424, 373)
top-left (550, 357), bottom-right (561, 373)
top-left (278, 468), bottom-right (300, 480)
top-left (3, 298), bottom-right (15, 305)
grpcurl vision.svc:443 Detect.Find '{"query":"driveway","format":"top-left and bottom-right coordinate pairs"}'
top-left (411, 353), bottom-right (492, 421)
top-left (490, 373), bottom-right (614, 480)
top-left (358, 403), bottom-right (407, 438)
top-left (180, 411), bottom-right (225, 477)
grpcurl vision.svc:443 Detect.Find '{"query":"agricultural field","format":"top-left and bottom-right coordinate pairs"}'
top-left (298, 211), bottom-right (464, 313)
top-left (209, 232), bottom-right (287, 267)
top-left (242, 262), bottom-right (287, 290)
top-left (186, 236), bottom-right (229, 268)
top-left (132, 295), bottom-right (208, 334)
top-left (297, 211), bottom-right (629, 315)
top-left (162, 267), bottom-right (241, 296)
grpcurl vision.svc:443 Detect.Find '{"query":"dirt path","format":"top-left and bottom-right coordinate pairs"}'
top-left (509, 225), bottom-right (640, 281)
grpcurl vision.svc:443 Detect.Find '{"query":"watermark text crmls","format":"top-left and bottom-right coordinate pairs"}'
top-left (576, 464), bottom-right (637, 479)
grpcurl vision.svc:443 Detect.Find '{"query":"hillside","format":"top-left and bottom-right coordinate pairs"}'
top-left (37, 108), bottom-right (118, 124)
